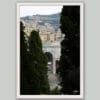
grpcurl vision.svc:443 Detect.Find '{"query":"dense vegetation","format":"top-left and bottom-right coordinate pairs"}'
top-left (20, 22), bottom-right (50, 94)
top-left (57, 6), bottom-right (80, 94)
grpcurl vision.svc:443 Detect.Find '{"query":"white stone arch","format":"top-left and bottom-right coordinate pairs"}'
top-left (43, 41), bottom-right (61, 74)
top-left (44, 51), bottom-right (53, 73)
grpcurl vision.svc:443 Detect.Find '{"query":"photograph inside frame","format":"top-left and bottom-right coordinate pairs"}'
top-left (17, 3), bottom-right (83, 98)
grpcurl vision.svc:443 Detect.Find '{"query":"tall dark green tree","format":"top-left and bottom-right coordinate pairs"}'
top-left (20, 21), bottom-right (31, 94)
top-left (20, 22), bottom-right (50, 94)
top-left (57, 6), bottom-right (80, 94)
top-left (29, 30), bottom-right (50, 94)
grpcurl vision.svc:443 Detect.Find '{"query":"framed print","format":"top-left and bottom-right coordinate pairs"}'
top-left (16, 2), bottom-right (84, 99)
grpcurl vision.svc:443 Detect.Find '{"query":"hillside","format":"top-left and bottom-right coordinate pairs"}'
top-left (20, 13), bottom-right (61, 32)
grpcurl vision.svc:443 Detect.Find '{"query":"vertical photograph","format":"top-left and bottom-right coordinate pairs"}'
top-left (17, 3), bottom-right (83, 98)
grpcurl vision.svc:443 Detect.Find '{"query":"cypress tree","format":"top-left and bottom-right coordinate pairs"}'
top-left (29, 30), bottom-right (50, 94)
top-left (20, 21), bottom-right (31, 94)
top-left (57, 6), bottom-right (80, 94)
top-left (20, 22), bottom-right (49, 94)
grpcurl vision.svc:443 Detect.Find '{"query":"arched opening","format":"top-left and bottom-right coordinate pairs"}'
top-left (45, 52), bottom-right (53, 73)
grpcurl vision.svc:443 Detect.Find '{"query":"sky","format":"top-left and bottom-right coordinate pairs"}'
top-left (20, 6), bottom-right (63, 17)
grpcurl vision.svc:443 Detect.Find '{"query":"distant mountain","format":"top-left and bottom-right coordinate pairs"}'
top-left (20, 13), bottom-right (61, 32)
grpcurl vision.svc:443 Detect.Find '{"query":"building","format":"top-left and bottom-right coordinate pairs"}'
top-left (21, 18), bottom-right (62, 44)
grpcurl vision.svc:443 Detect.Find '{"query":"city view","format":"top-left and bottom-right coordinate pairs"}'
top-left (19, 5), bottom-right (81, 96)
top-left (21, 12), bottom-right (63, 90)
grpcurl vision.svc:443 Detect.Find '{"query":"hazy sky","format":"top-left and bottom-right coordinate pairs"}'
top-left (20, 6), bottom-right (63, 17)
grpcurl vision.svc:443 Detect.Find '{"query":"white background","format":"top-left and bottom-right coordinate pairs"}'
top-left (0, 0), bottom-right (100, 100)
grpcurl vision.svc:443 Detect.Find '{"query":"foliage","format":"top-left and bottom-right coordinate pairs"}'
top-left (20, 22), bottom-right (50, 94)
top-left (57, 6), bottom-right (80, 94)
top-left (28, 30), bottom-right (50, 94)
top-left (20, 21), bottom-right (31, 94)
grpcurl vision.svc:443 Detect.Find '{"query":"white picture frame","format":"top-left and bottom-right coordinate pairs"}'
top-left (16, 2), bottom-right (84, 99)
